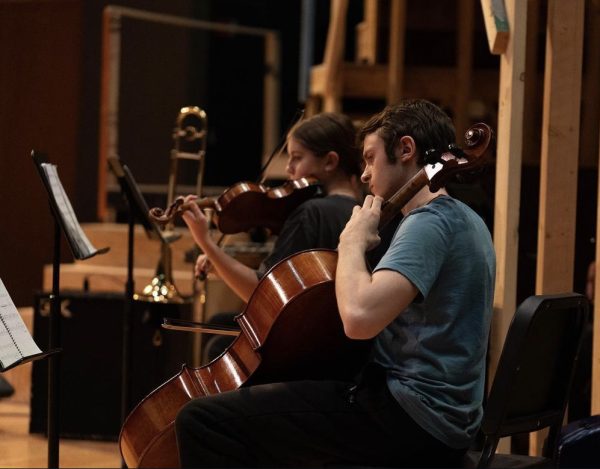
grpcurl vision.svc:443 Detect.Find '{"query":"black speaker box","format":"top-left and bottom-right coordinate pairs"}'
top-left (29, 291), bottom-right (193, 440)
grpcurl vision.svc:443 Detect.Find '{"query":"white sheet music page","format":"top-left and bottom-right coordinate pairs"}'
top-left (0, 278), bottom-right (42, 369)
top-left (41, 162), bottom-right (96, 259)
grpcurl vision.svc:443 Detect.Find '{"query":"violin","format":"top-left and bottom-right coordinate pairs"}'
top-left (149, 177), bottom-right (323, 235)
top-left (118, 123), bottom-right (492, 468)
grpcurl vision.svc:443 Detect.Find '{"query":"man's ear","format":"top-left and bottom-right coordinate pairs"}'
top-left (396, 136), bottom-right (417, 163)
top-left (324, 151), bottom-right (340, 171)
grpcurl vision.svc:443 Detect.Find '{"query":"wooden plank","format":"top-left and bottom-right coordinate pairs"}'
top-left (262, 32), bottom-right (281, 169)
top-left (454, 0), bottom-right (475, 139)
top-left (311, 64), bottom-right (499, 104)
top-left (356, 0), bottom-right (379, 64)
top-left (98, 7), bottom-right (121, 222)
top-left (532, 0), bottom-right (585, 456)
top-left (386, 0), bottom-right (407, 104)
top-left (480, 0), bottom-right (509, 54)
top-left (594, 197), bottom-right (600, 415)
top-left (592, 1), bottom-right (600, 417)
top-left (322, 0), bottom-right (348, 112)
top-left (489, 0), bottom-right (527, 388)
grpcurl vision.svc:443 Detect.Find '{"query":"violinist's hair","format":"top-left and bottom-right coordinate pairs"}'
top-left (289, 112), bottom-right (362, 177)
top-left (359, 99), bottom-right (455, 166)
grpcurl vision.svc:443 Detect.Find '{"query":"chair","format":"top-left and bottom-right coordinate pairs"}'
top-left (556, 414), bottom-right (600, 468)
top-left (465, 293), bottom-right (590, 469)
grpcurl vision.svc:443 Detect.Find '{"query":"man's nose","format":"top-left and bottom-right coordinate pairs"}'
top-left (360, 168), bottom-right (370, 184)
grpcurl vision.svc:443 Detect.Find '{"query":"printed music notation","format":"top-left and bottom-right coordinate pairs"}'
top-left (40, 162), bottom-right (97, 260)
top-left (0, 278), bottom-right (42, 370)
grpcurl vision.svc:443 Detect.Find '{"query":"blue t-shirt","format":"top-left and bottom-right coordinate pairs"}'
top-left (372, 195), bottom-right (495, 449)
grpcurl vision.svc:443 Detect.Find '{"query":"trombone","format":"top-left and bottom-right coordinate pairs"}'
top-left (137, 106), bottom-right (208, 304)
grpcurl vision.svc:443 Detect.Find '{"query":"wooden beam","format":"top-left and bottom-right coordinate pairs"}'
top-left (480, 0), bottom-right (509, 54)
top-left (535, 0), bottom-right (584, 294)
top-left (387, 0), bottom-right (407, 104)
top-left (594, 169), bottom-right (600, 414)
top-left (322, 0), bottom-right (348, 112)
top-left (531, 0), bottom-right (585, 456)
top-left (98, 7), bottom-right (121, 222)
top-left (592, 1), bottom-right (600, 418)
top-left (490, 0), bottom-right (527, 386)
top-left (356, 0), bottom-right (379, 65)
top-left (454, 0), bottom-right (475, 139)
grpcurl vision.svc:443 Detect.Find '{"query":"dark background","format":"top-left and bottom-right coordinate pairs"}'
top-left (0, 0), bottom-right (596, 307)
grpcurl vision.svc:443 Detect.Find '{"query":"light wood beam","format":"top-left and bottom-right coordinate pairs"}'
top-left (387, 0), bottom-right (407, 104)
top-left (593, 142), bottom-right (600, 416)
top-left (592, 1), bottom-right (600, 418)
top-left (322, 0), bottom-right (348, 112)
top-left (489, 0), bottom-right (527, 385)
top-left (356, 0), bottom-right (379, 65)
top-left (535, 0), bottom-right (584, 296)
top-left (531, 0), bottom-right (585, 456)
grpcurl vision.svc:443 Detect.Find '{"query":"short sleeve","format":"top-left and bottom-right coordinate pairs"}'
top-left (374, 209), bottom-right (450, 298)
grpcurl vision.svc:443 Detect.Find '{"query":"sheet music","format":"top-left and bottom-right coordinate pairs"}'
top-left (0, 278), bottom-right (42, 369)
top-left (41, 162), bottom-right (96, 259)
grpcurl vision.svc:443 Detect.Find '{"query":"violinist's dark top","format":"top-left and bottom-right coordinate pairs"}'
top-left (257, 194), bottom-right (357, 278)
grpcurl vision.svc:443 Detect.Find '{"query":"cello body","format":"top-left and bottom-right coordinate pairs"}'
top-left (119, 249), bottom-right (370, 468)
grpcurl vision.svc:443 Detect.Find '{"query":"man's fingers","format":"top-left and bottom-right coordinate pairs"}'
top-left (371, 196), bottom-right (383, 212)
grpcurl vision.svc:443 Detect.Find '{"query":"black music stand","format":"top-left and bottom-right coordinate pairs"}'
top-left (107, 156), bottom-right (181, 432)
top-left (32, 151), bottom-right (109, 469)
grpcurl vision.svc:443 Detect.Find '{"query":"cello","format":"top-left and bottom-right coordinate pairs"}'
top-left (118, 123), bottom-right (492, 468)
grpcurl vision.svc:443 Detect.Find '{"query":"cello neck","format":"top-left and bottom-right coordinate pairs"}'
top-left (378, 169), bottom-right (429, 230)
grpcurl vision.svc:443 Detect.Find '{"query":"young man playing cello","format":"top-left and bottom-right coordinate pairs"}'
top-left (175, 100), bottom-right (495, 467)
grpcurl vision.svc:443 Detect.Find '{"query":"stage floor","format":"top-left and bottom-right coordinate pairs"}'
top-left (0, 400), bottom-right (120, 468)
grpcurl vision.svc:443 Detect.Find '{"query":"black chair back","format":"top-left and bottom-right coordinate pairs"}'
top-left (474, 293), bottom-right (589, 468)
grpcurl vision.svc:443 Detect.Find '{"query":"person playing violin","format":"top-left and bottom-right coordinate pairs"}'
top-left (180, 112), bottom-right (363, 303)
top-left (175, 100), bottom-right (495, 467)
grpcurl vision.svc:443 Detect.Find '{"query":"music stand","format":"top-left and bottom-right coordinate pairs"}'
top-left (32, 151), bottom-right (109, 469)
top-left (107, 156), bottom-right (181, 433)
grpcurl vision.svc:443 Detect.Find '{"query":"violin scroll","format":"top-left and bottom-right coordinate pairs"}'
top-left (149, 197), bottom-right (206, 226)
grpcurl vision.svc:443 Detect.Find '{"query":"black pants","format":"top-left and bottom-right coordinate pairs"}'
top-left (175, 367), bottom-right (465, 468)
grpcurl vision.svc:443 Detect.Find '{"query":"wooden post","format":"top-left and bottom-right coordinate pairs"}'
top-left (531, 0), bottom-right (585, 456)
top-left (263, 32), bottom-right (281, 161)
top-left (322, 0), bottom-right (348, 113)
top-left (454, 0), bottom-right (475, 140)
top-left (97, 7), bottom-right (121, 222)
top-left (594, 141), bottom-right (600, 415)
top-left (489, 0), bottom-right (527, 386)
top-left (590, 0), bottom-right (600, 418)
top-left (356, 0), bottom-right (379, 65)
top-left (386, 0), bottom-right (407, 104)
